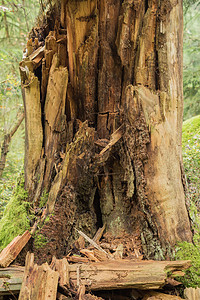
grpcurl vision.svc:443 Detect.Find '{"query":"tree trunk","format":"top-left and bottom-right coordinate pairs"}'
top-left (2, 0), bottom-right (9, 40)
top-left (20, 0), bottom-right (192, 262)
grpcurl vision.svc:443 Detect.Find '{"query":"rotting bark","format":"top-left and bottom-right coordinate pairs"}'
top-left (19, 0), bottom-right (192, 263)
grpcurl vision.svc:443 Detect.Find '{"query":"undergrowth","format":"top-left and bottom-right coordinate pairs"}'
top-left (175, 241), bottom-right (200, 288)
top-left (0, 174), bottom-right (32, 251)
top-left (175, 115), bottom-right (200, 288)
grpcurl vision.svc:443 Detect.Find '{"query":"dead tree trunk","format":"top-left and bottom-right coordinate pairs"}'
top-left (19, 0), bottom-right (192, 262)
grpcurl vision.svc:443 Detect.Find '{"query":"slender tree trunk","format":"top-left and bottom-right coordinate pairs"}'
top-left (0, 112), bottom-right (24, 178)
top-left (22, 0), bottom-right (30, 33)
top-left (2, 0), bottom-right (9, 39)
top-left (20, 0), bottom-right (192, 262)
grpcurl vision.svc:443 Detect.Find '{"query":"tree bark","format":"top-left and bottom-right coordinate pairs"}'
top-left (20, 0), bottom-right (192, 262)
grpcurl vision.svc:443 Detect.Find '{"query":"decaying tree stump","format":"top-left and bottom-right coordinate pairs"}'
top-left (18, 0), bottom-right (192, 264)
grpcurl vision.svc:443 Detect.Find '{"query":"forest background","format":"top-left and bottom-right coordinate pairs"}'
top-left (0, 0), bottom-right (200, 287)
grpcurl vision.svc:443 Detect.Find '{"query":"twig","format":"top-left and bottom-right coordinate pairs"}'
top-left (75, 228), bottom-right (112, 259)
top-left (91, 224), bottom-right (106, 244)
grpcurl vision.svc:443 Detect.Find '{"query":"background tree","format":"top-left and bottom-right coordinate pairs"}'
top-left (183, 0), bottom-right (200, 119)
top-left (0, 0), bottom-right (40, 216)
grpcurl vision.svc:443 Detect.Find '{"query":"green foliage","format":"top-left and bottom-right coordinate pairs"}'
top-left (34, 232), bottom-right (48, 249)
top-left (0, 174), bottom-right (31, 251)
top-left (175, 115), bottom-right (200, 288)
top-left (182, 115), bottom-right (200, 208)
top-left (39, 190), bottom-right (48, 208)
top-left (183, 0), bottom-right (200, 15)
top-left (183, 3), bottom-right (200, 120)
top-left (175, 242), bottom-right (200, 288)
top-left (0, 0), bottom-right (40, 217)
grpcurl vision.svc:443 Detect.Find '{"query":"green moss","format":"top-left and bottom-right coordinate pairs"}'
top-left (34, 232), bottom-right (48, 249)
top-left (182, 115), bottom-right (200, 147)
top-left (182, 115), bottom-right (200, 225)
top-left (182, 115), bottom-right (200, 186)
top-left (0, 174), bottom-right (32, 251)
top-left (33, 214), bottom-right (51, 249)
top-left (175, 241), bottom-right (200, 288)
top-left (39, 190), bottom-right (48, 208)
top-left (176, 116), bottom-right (200, 288)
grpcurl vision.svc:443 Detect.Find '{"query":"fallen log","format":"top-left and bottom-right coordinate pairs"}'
top-left (0, 266), bottom-right (24, 296)
top-left (0, 257), bottom-right (191, 296)
top-left (0, 230), bottom-right (31, 267)
top-left (68, 260), bottom-right (191, 291)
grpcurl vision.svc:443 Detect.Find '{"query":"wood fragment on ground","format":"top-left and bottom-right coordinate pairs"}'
top-left (50, 256), bottom-right (70, 299)
top-left (142, 291), bottom-right (183, 299)
top-left (91, 224), bottom-right (106, 244)
top-left (75, 229), bottom-right (111, 259)
top-left (0, 231), bottom-right (31, 268)
top-left (93, 249), bottom-right (109, 262)
top-left (80, 249), bottom-right (100, 262)
top-left (19, 252), bottom-right (59, 300)
top-left (165, 278), bottom-right (182, 287)
top-left (67, 256), bottom-right (90, 263)
top-left (184, 287), bottom-right (200, 300)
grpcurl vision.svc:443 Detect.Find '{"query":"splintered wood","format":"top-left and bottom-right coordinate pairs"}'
top-left (19, 253), bottom-right (59, 300)
top-left (50, 256), bottom-right (70, 300)
top-left (0, 230), bottom-right (31, 267)
top-left (99, 125), bottom-right (124, 155)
